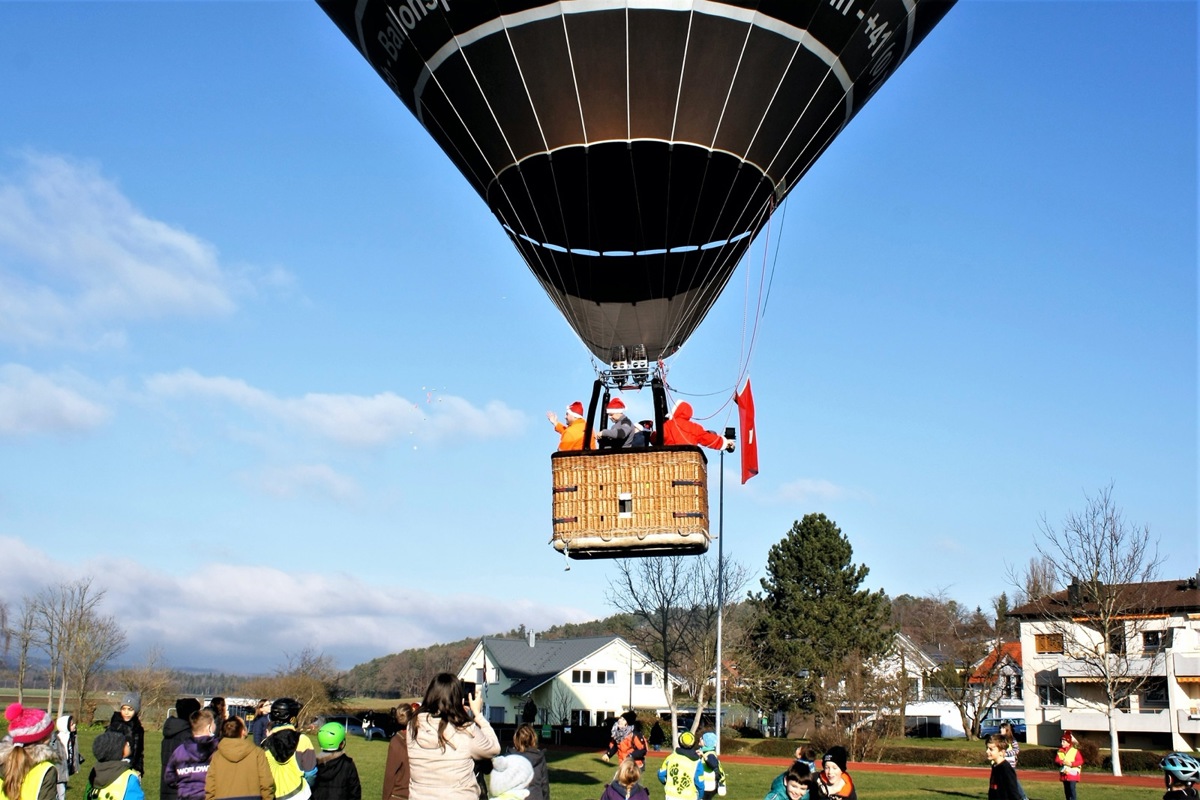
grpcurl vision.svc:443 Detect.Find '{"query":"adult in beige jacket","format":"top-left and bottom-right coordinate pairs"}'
top-left (205, 718), bottom-right (274, 800)
top-left (407, 673), bottom-right (500, 800)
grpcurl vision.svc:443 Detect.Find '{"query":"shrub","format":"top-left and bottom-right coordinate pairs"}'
top-left (720, 738), bottom-right (752, 755)
top-left (1018, 748), bottom-right (1059, 769)
top-left (736, 725), bottom-right (764, 739)
top-left (751, 738), bottom-right (807, 759)
top-left (1103, 750), bottom-right (1166, 772)
top-left (807, 731), bottom-right (846, 761)
top-left (1076, 737), bottom-right (1101, 767)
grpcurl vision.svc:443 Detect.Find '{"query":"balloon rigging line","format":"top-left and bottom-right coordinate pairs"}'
top-left (669, 7), bottom-right (699, 144)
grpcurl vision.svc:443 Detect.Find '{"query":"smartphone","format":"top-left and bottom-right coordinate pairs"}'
top-left (461, 680), bottom-right (476, 699)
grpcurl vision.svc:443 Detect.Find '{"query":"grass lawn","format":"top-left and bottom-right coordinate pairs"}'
top-left (70, 728), bottom-right (1146, 800)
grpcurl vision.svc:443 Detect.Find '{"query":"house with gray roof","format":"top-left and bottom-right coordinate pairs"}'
top-left (457, 632), bottom-right (676, 727)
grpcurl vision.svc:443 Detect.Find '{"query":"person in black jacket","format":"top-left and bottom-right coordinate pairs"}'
top-left (107, 694), bottom-right (145, 776)
top-left (986, 735), bottom-right (1023, 800)
top-left (160, 699), bottom-right (201, 800)
top-left (313, 723), bottom-right (361, 800)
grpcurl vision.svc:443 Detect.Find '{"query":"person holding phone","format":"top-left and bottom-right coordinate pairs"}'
top-left (408, 674), bottom-right (500, 800)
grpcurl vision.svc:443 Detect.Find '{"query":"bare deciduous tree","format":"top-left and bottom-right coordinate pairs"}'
top-left (32, 578), bottom-right (121, 717)
top-left (242, 648), bottom-right (342, 725)
top-left (1029, 484), bottom-right (1164, 776)
top-left (11, 599), bottom-right (41, 704)
top-left (606, 552), bottom-right (747, 743)
top-left (68, 611), bottom-right (127, 723)
top-left (111, 647), bottom-right (174, 725)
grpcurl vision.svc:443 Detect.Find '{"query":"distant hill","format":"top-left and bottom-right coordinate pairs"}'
top-left (342, 614), bottom-right (639, 697)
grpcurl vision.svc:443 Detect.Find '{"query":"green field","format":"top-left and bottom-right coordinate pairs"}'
top-left (60, 728), bottom-right (1148, 800)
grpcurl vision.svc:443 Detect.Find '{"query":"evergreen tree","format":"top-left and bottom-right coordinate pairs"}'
top-left (745, 513), bottom-right (892, 715)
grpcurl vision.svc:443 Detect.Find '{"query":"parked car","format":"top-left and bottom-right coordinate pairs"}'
top-left (315, 714), bottom-right (365, 737)
top-left (980, 717), bottom-right (1026, 742)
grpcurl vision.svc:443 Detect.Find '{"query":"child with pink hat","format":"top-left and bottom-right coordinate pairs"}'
top-left (1, 703), bottom-right (58, 800)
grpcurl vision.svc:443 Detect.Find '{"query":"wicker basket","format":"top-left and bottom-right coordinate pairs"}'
top-left (550, 446), bottom-right (710, 559)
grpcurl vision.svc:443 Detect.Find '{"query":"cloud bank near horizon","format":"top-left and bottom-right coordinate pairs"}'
top-left (0, 536), bottom-right (597, 674)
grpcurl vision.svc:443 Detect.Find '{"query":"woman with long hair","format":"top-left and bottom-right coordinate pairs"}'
top-left (0, 704), bottom-right (58, 800)
top-left (407, 674), bottom-right (500, 800)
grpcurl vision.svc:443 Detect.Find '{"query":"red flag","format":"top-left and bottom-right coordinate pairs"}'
top-left (734, 379), bottom-right (759, 483)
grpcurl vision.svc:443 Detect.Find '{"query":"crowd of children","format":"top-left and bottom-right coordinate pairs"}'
top-left (7, 695), bottom-right (1200, 800)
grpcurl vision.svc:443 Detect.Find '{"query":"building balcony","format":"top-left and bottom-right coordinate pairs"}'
top-left (1057, 657), bottom-right (1166, 680)
top-left (1172, 652), bottom-right (1200, 678)
top-left (1059, 708), bottom-right (1170, 733)
top-left (1178, 710), bottom-right (1200, 734)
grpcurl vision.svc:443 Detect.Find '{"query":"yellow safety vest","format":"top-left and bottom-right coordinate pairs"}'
top-left (92, 769), bottom-right (136, 800)
top-left (661, 752), bottom-right (700, 800)
top-left (0, 761), bottom-right (55, 800)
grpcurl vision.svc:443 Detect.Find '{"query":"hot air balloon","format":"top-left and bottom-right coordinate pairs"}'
top-left (316, 0), bottom-right (955, 559)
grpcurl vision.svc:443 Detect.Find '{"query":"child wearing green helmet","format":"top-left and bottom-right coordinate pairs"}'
top-left (313, 723), bottom-right (361, 800)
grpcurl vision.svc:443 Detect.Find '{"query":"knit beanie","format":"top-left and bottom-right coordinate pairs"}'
top-left (120, 693), bottom-right (141, 713)
top-left (488, 754), bottom-right (534, 797)
top-left (4, 703), bottom-right (53, 745)
top-left (678, 730), bottom-right (696, 749)
top-left (93, 731), bottom-right (128, 762)
top-left (700, 732), bottom-right (717, 752)
top-left (823, 745), bottom-right (849, 772)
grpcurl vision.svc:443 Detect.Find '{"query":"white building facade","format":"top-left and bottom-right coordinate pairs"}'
top-left (1012, 576), bottom-right (1200, 751)
top-left (458, 634), bottom-right (675, 727)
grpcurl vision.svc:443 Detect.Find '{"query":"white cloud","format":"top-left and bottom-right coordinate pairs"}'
top-left (145, 369), bottom-right (525, 447)
top-left (0, 152), bottom-right (286, 348)
top-left (774, 477), bottom-right (868, 504)
top-left (243, 463), bottom-right (362, 502)
top-left (0, 537), bottom-right (594, 673)
top-left (0, 363), bottom-right (110, 436)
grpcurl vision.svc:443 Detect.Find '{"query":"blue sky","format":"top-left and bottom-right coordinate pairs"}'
top-left (0, 1), bottom-right (1195, 674)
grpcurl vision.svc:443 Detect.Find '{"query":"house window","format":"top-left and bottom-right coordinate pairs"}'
top-left (572, 670), bottom-right (592, 684)
top-left (1035, 633), bottom-right (1064, 654)
top-left (634, 671), bottom-right (654, 687)
top-left (1108, 629), bottom-right (1126, 655)
top-left (1037, 682), bottom-right (1064, 706)
top-left (1143, 679), bottom-right (1168, 707)
top-left (570, 709), bottom-right (591, 727)
top-left (596, 670), bottom-right (616, 685)
top-left (475, 668), bottom-right (486, 685)
top-left (487, 706), bottom-right (505, 723)
top-left (1142, 630), bottom-right (1172, 652)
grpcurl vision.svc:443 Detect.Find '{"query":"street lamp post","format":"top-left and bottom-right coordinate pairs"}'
top-left (715, 425), bottom-right (735, 755)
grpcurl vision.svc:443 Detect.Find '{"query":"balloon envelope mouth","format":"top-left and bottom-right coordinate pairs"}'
top-left (488, 141), bottom-right (772, 305)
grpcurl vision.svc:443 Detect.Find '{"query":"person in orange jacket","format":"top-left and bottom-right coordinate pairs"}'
top-left (546, 401), bottom-right (595, 450)
top-left (662, 402), bottom-right (734, 451)
top-left (1055, 731), bottom-right (1083, 800)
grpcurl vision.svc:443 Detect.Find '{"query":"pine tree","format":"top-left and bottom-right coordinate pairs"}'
top-left (746, 513), bottom-right (892, 715)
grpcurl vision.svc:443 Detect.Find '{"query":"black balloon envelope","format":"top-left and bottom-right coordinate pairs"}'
top-left (317, 0), bottom-right (956, 362)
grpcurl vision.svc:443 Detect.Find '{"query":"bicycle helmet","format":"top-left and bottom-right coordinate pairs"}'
top-left (317, 722), bottom-right (346, 751)
top-left (269, 697), bottom-right (302, 723)
top-left (1161, 752), bottom-right (1200, 787)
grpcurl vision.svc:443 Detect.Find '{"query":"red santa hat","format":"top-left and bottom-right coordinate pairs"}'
top-left (5, 703), bottom-right (53, 745)
top-left (607, 397), bottom-right (626, 412)
top-left (566, 401), bottom-right (584, 417)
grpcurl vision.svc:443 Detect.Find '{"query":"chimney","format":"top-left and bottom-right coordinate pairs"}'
top-left (528, 631), bottom-right (536, 648)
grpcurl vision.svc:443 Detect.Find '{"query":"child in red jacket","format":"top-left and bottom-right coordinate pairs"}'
top-left (1054, 731), bottom-right (1083, 800)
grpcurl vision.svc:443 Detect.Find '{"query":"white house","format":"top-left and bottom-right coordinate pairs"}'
top-left (457, 633), bottom-right (676, 727)
top-left (1011, 573), bottom-right (1200, 751)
